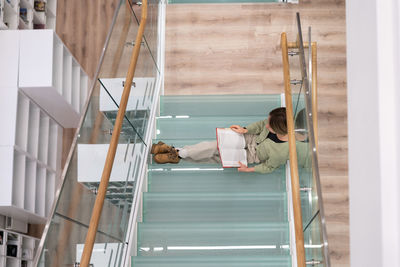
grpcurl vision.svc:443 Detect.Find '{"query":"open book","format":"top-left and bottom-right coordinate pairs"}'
top-left (216, 128), bottom-right (247, 168)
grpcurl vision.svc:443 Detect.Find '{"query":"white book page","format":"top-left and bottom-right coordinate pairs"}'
top-left (219, 148), bottom-right (247, 167)
top-left (217, 128), bottom-right (245, 149)
top-left (217, 128), bottom-right (247, 167)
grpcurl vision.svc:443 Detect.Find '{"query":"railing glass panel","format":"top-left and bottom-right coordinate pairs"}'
top-left (288, 13), bottom-right (330, 266)
top-left (128, 0), bottom-right (160, 72)
top-left (37, 93), bottom-right (133, 266)
top-left (35, 0), bottom-right (161, 265)
top-left (304, 212), bottom-right (325, 266)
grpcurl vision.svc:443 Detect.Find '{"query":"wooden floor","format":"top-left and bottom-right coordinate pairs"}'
top-left (56, 0), bottom-right (119, 78)
top-left (57, 0), bottom-right (349, 266)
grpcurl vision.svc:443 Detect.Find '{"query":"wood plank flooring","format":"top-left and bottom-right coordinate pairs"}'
top-left (56, 0), bottom-right (119, 78)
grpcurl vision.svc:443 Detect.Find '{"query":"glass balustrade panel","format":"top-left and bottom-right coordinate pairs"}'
top-left (290, 14), bottom-right (330, 266)
top-left (36, 0), bottom-right (161, 266)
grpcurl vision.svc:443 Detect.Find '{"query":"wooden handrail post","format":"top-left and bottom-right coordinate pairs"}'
top-left (281, 32), bottom-right (306, 267)
top-left (79, 0), bottom-right (148, 266)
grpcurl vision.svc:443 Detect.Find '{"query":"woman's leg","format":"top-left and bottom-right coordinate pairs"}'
top-left (244, 134), bottom-right (261, 164)
top-left (178, 140), bottom-right (221, 163)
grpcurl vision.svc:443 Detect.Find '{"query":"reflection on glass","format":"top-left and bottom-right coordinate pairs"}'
top-left (36, 0), bottom-right (161, 266)
top-left (38, 213), bottom-right (124, 266)
top-left (98, 78), bottom-right (153, 141)
top-left (304, 213), bottom-right (325, 266)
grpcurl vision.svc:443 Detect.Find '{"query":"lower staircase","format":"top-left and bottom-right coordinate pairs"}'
top-left (131, 95), bottom-right (293, 266)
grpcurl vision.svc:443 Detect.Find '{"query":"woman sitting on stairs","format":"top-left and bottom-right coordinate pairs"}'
top-left (151, 107), bottom-right (289, 174)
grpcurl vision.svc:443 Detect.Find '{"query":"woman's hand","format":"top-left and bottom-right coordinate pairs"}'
top-left (230, 125), bottom-right (248, 134)
top-left (237, 162), bottom-right (255, 172)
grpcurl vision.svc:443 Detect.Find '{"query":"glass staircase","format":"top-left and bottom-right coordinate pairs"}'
top-left (132, 94), bottom-right (294, 266)
top-left (31, 1), bottom-right (329, 264)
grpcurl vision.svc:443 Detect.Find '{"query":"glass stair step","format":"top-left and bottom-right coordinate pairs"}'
top-left (150, 157), bottom-right (223, 168)
top-left (156, 116), bottom-right (266, 139)
top-left (148, 159), bottom-right (284, 171)
top-left (149, 163), bottom-right (312, 226)
top-left (137, 222), bottom-right (289, 256)
top-left (143, 192), bottom-right (287, 223)
top-left (152, 138), bottom-right (216, 147)
top-left (149, 162), bottom-right (221, 170)
top-left (132, 255), bottom-right (291, 267)
top-left (148, 167), bottom-right (286, 193)
top-left (160, 95), bottom-right (282, 117)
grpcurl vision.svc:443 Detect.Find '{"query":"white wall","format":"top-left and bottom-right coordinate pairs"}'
top-left (347, 0), bottom-right (400, 266)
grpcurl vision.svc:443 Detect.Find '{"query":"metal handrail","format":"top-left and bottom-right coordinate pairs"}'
top-left (79, 0), bottom-right (148, 266)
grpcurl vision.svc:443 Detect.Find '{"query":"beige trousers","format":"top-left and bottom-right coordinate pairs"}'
top-left (179, 134), bottom-right (261, 164)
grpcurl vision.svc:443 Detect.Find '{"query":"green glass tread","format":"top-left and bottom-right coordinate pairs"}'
top-left (143, 192), bottom-right (287, 223)
top-left (160, 95), bottom-right (281, 116)
top-left (132, 255), bottom-right (291, 266)
top-left (148, 168), bottom-right (286, 193)
top-left (137, 222), bottom-right (289, 256)
top-left (150, 155), bottom-right (222, 168)
top-left (149, 163), bottom-right (221, 170)
top-left (156, 116), bottom-right (266, 139)
top-left (152, 138), bottom-right (217, 147)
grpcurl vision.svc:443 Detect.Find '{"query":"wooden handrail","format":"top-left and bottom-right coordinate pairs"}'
top-left (281, 32), bottom-right (306, 267)
top-left (288, 41), bottom-right (316, 48)
top-left (79, 0), bottom-right (148, 266)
